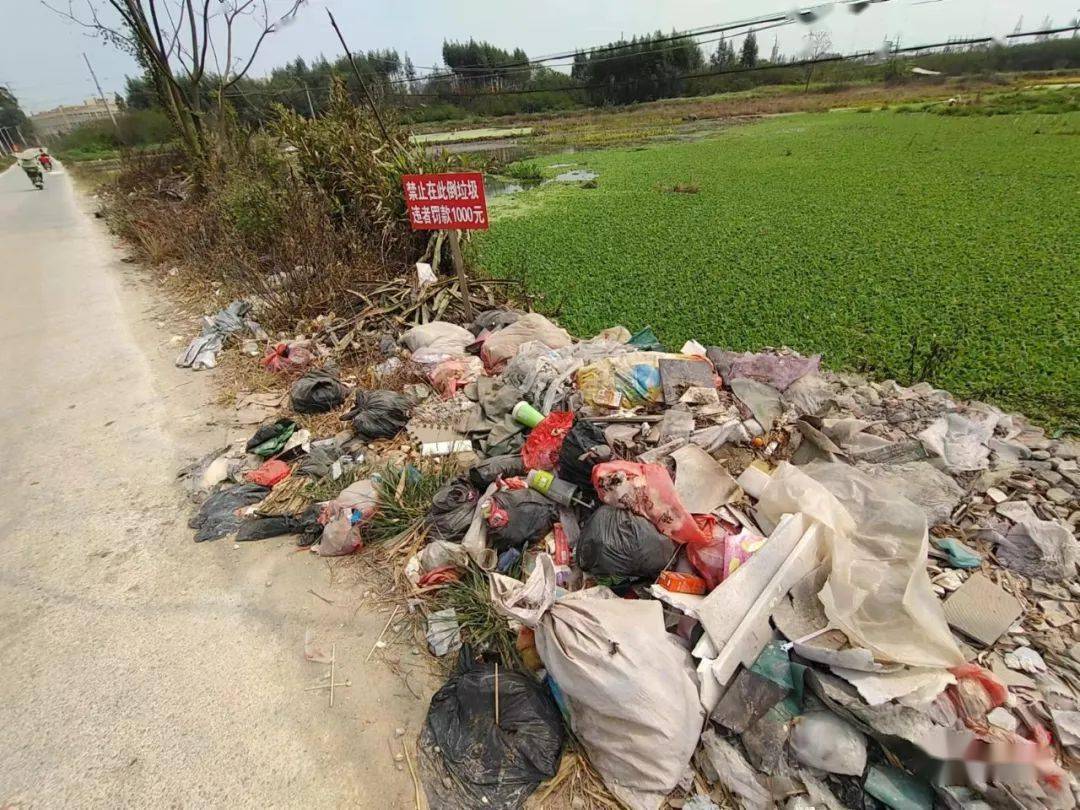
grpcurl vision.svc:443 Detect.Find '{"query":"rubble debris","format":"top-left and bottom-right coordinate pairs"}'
top-left (180, 301), bottom-right (1080, 810)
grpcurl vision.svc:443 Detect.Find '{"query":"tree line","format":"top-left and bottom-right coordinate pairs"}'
top-left (124, 32), bottom-right (1078, 126)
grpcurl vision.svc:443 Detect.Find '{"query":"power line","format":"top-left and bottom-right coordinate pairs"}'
top-left (220, 24), bottom-right (1070, 106)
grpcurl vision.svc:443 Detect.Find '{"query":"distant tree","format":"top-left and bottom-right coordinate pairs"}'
top-left (710, 37), bottom-right (737, 69)
top-left (740, 30), bottom-right (759, 68)
top-left (403, 54), bottom-right (417, 91)
top-left (802, 30), bottom-right (833, 92)
top-left (0, 85), bottom-right (30, 133)
top-left (571, 51), bottom-right (589, 80)
top-left (114, 92), bottom-right (127, 111)
top-left (46, 0), bottom-right (305, 167)
top-left (442, 39), bottom-right (529, 88)
top-left (770, 36), bottom-right (781, 64)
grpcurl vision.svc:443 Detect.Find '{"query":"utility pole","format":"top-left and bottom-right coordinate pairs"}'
top-left (303, 83), bottom-right (316, 118)
top-left (15, 125), bottom-right (27, 145)
top-left (82, 52), bottom-right (118, 130)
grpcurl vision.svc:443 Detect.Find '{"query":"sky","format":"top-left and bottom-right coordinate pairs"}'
top-left (3, 0), bottom-right (1077, 114)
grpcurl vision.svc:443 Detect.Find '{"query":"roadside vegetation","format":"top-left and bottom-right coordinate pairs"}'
top-left (476, 104), bottom-right (1080, 426)
top-left (53, 109), bottom-right (174, 161)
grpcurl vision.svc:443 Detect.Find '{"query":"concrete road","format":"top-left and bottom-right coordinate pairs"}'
top-left (0, 163), bottom-right (433, 808)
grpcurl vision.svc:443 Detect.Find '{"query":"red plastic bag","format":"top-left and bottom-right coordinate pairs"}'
top-left (260, 342), bottom-right (314, 374)
top-left (419, 566), bottom-right (462, 587)
top-left (521, 411), bottom-right (573, 471)
top-left (244, 459), bottom-right (291, 487)
top-left (592, 460), bottom-right (709, 545)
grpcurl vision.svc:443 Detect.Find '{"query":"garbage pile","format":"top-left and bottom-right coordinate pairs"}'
top-left (180, 307), bottom-right (1080, 810)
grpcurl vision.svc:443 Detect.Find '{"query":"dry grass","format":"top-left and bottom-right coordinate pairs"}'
top-left (525, 747), bottom-right (628, 810)
top-left (442, 77), bottom-right (1034, 150)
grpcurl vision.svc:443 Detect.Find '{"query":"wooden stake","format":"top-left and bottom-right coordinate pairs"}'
top-left (447, 230), bottom-right (474, 321)
top-left (494, 662), bottom-right (500, 727)
top-left (330, 643), bottom-right (336, 707)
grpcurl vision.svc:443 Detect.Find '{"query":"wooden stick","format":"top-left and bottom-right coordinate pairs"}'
top-left (402, 739), bottom-right (427, 810)
top-left (447, 230), bottom-right (474, 321)
top-left (330, 643), bottom-right (336, 707)
top-left (494, 662), bottom-right (500, 727)
top-left (366, 606), bottom-right (400, 662)
top-left (304, 680), bottom-right (351, 692)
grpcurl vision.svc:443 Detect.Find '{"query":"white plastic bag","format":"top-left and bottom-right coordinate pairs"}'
top-left (491, 554), bottom-right (705, 806)
top-left (755, 462), bottom-right (964, 669)
top-left (789, 711), bottom-right (867, 776)
top-left (400, 321), bottom-right (473, 365)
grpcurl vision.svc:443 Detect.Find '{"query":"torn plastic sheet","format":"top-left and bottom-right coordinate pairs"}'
top-left (671, 444), bottom-right (740, 514)
top-left (993, 502), bottom-right (1079, 583)
top-left (729, 378), bottom-right (783, 432)
top-left (917, 411), bottom-right (997, 472)
top-left (754, 462), bottom-right (964, 670)
top-left (708, 349), bottom-right (821, 392)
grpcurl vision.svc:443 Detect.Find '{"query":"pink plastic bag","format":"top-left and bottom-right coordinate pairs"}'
top-left (429, 356), bottom-right (483, 398)
top-left (686, 515), bottom-right (766, 591)
top-left (592, 461), bottom-right (709, 545)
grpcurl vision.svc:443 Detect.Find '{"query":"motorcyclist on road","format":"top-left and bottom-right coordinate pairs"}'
top-left (17, 150), bottom-right (44, 188)
top-left (38, 151), bottom-right (53, 171)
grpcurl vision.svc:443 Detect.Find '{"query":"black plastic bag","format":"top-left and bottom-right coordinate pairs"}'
top-left (341, 390), bottom-right (410, 441)
top-left (236, 506), bottom-right (321, 542)
top-left (577, 505), bottom-right (676, 579)
top-left (468, 454), bottom-right (526, 490)
top-left (487, 489), bottom-right (558, 552)
top-left (557, 419), bottom-right (610, 491)
top-left (426, 477), bottom-right (480, 542)
top-left (423, 651), bottom-right (564, 809)
top-left (189, 483), bottom-right (271, 542)
top-left (290, 368), bottom-right (348, 414)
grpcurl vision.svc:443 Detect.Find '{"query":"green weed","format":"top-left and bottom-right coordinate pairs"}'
top-left (476, 111), bottom-right (1080, 426)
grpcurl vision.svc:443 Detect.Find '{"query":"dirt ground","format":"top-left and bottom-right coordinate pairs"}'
top-left (0, 162), bottom-right (437, 808)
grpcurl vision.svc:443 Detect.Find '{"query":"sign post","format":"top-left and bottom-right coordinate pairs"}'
top-left (401, 171), bottom-right (489, 321)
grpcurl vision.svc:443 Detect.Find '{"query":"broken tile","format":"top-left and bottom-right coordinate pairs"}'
top-left (943, 572), bottom-right (1024, 646)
